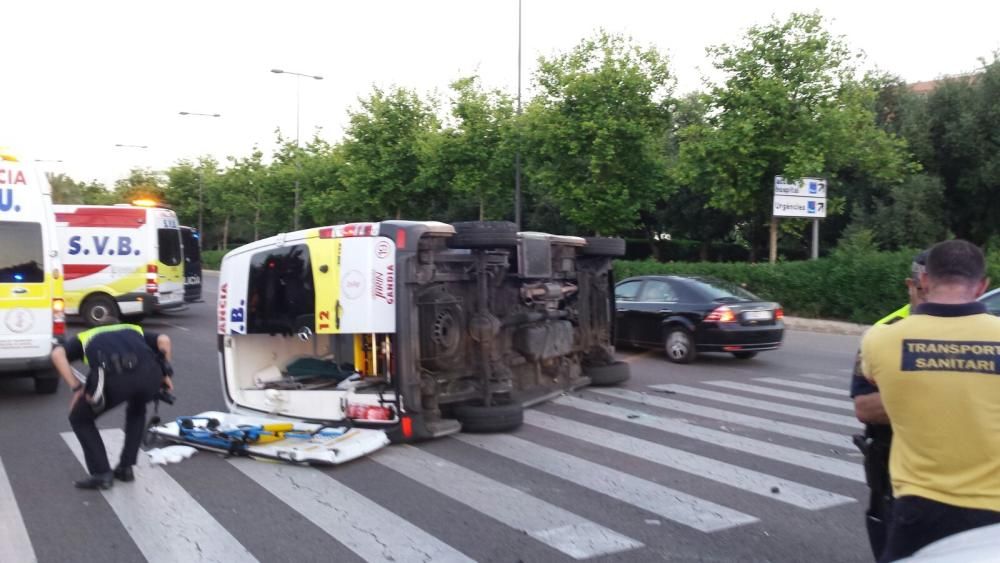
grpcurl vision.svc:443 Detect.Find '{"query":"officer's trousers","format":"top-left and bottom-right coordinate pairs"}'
top-left (69, 363), bottom-right (161, 475)
top-left (879, 495), bottom-right (1000, 562)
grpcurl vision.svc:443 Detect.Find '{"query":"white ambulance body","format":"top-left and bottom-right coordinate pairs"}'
top-left (0, 150), bottom-right (65, 393)
top-left (53, 204), bottom-right (185, 326)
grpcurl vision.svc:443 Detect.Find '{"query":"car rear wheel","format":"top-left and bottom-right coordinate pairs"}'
top-left (664, 327), bottom-right (696, 364)
top-left (453, 399), bottom-right (524, 433)
top-left (732, 351), bottom-right (758, 360)
top-left (583, 360), bottom-right (630, 386)
top-left (81, 294), bottom-right (120, 327)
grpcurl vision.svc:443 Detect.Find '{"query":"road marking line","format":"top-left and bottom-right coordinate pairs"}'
top-left (589, 388), bottom-right (854, 449)
top-left (556, 396), bottom-right (863, 482)
top-left (650, 384), bottom-right (859, 428)
top-left (60, 430), bottom-right (258, 563)
top-left (229, 458), bottom-right (474, 563)
top-left (161, 321), bottom-right (191, 332)
top-left (373, 445), bottom-right (643, 559)
top-left (453, 433), bottom-right (757, 532)
top-left (753, 378), bottom-right (848, 396)
top-left (0, 456), bottom-right (36, 563)
top-left (703, 381), bottom-right (855, 411)
top-left (799, 372), bottom-right (844, 381)
top-left (525, 411), bottom-right (854, 510)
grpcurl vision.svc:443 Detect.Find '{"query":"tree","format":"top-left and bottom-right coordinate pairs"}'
top-left (522, 30), bottom-right (674, 235)
top-left (430, 76), bottom-right (516, 221)
top-left (112, 168), bottom-right (166, 204)
top-left (921, 54), bottom-right (1000, 244)
top-left (339, 87), bottom-right (440, 220)
top-left (677, 12), bottom-right (913, 260)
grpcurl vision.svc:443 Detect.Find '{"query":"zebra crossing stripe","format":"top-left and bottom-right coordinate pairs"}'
top-left (752, 378), bottom-right (848, 396)
top-left (589, 387), bottom-right (854, 449)
top-left (525, 411), bottom-right (854, 510)
top-left (373, 445), bottom-right (643, 559)
top-left (453, 433), bottom-right (758, 532)
top-left (60, 430), bottom-right (258, 563)
top-left (229, 458), bottom-right (475, 563)
top-left (0, 456), bottom-right (36, 563)
top-left (703, 381), bottom-right (855, 411)
top-left (650, 384), bottom-right (860, 428)
top-left (555, 396), bottom-right (863, 482)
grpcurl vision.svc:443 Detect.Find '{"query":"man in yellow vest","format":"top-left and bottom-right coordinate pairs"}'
top-left (861, 240), bottom-right (1000, 561)
top-left (51, 324), bottom-right (174, 489)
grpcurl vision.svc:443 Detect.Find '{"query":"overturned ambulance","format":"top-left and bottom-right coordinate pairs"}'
top-left (217, 220), bottom-right (628, 442)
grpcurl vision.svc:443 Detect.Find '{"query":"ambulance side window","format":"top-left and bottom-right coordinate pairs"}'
top-left (0, 222), bottom-right (44, 283)
top-left (246, 244), bottom-right (315, 335)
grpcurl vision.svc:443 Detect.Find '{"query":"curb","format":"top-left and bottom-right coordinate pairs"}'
top-left (784, 316), bottom-right (867, 336)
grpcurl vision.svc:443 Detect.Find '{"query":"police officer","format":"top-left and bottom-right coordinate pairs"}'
top-left (51, 324), bottom-right (174, 489)
top-left (849, 250), bottom-right (928, 559)
top-left (861, 240), bottom-right (1000, 561)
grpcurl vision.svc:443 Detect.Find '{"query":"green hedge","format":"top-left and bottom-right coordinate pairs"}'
top-left (202, 249), bottom-right (225, 271)
top-left (614, 251), bottom-right (1000, 324)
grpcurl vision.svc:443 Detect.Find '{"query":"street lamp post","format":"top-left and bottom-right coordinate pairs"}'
top-left (178, 111), bottom-right (222, 237)
top-left (271, 68), bottom-right (323, 230)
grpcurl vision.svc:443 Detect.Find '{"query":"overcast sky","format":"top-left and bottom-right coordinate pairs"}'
top-left (7, 1), bottom-right (998, 187)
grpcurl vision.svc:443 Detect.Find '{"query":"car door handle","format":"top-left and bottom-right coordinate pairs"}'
top-left (12, 287), bottom-right (27, 294)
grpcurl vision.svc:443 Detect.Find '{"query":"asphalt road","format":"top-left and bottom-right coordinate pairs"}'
top-left (0, 273), bottom-right (872, 563)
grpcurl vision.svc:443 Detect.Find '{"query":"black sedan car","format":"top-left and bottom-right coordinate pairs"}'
top-left (614, 275), bottom-right (784, 363)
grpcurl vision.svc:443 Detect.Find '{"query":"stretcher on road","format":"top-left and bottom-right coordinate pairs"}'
top-left (146, 411), bottom-right (390, 465)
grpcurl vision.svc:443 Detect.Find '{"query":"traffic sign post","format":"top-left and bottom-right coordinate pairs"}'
top-left (771, 176), bottom-right (827, 263)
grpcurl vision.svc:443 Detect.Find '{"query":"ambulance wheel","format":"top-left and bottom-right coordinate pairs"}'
top-left (447, 221), bottom-right (519, 249)
top-left (583, 360), bottom-right (630, 386)
top-left (580, 236), bottom-right (626, 257)
top-left (81, 295), bottom-right (120, 327)
top-left (454, 398), bottom-right (524, 433)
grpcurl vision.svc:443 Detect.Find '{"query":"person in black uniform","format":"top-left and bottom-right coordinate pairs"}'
top-left (50, 324), bottom-right (174, 489)
top-left (850, 250), bottom-right (928, 559)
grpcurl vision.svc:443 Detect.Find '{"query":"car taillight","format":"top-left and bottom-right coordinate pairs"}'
top-left (146, 263), bottom-right (158, 294)
top-left (346, 403), bottom-right (393, 421)
top-left (705, 305), bottom-right (737, 323)
top-left (52, 298), bottom-right (65, 337)
top-left (775, 307), bottom-right (784, 321)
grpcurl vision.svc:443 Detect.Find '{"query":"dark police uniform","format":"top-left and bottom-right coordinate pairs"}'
top-left (850, 304), bottom-right (909, 559)
top-left (65, 324), bottom-right (166, 477)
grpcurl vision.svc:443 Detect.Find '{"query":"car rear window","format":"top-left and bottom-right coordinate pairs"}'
top-left (0, 221), bottom-right (44, 283)
top-left (158, 228), bottom-right (183, 266)
top-left (181, 228), bottom-right (201, 262)
top-left (686, 277), bottom-right (760, 302)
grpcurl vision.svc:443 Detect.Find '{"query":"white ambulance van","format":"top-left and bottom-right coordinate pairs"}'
top-left (53, 203), bottom-right (185, 326)
top-left (0, 150), bottom-right (65, 393)
top-left (217, 220), bottom-right (627, 442)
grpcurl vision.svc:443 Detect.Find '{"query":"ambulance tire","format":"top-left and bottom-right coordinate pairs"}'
top-left (454, 399), bottom-right (524, 433)
top-left (81, 294), bottom-right (121, 327)
top-left (583, 360), bottom-right (630, 386)
top-left (447, 221), bottom-right (519, 249)
top-left (580, 236), bottom-right (626, 257)
top-left (33, 373), bottom-right (59, 394)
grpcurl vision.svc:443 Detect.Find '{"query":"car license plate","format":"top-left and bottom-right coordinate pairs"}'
top-left (743, 310), bottom-right (772, 321)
